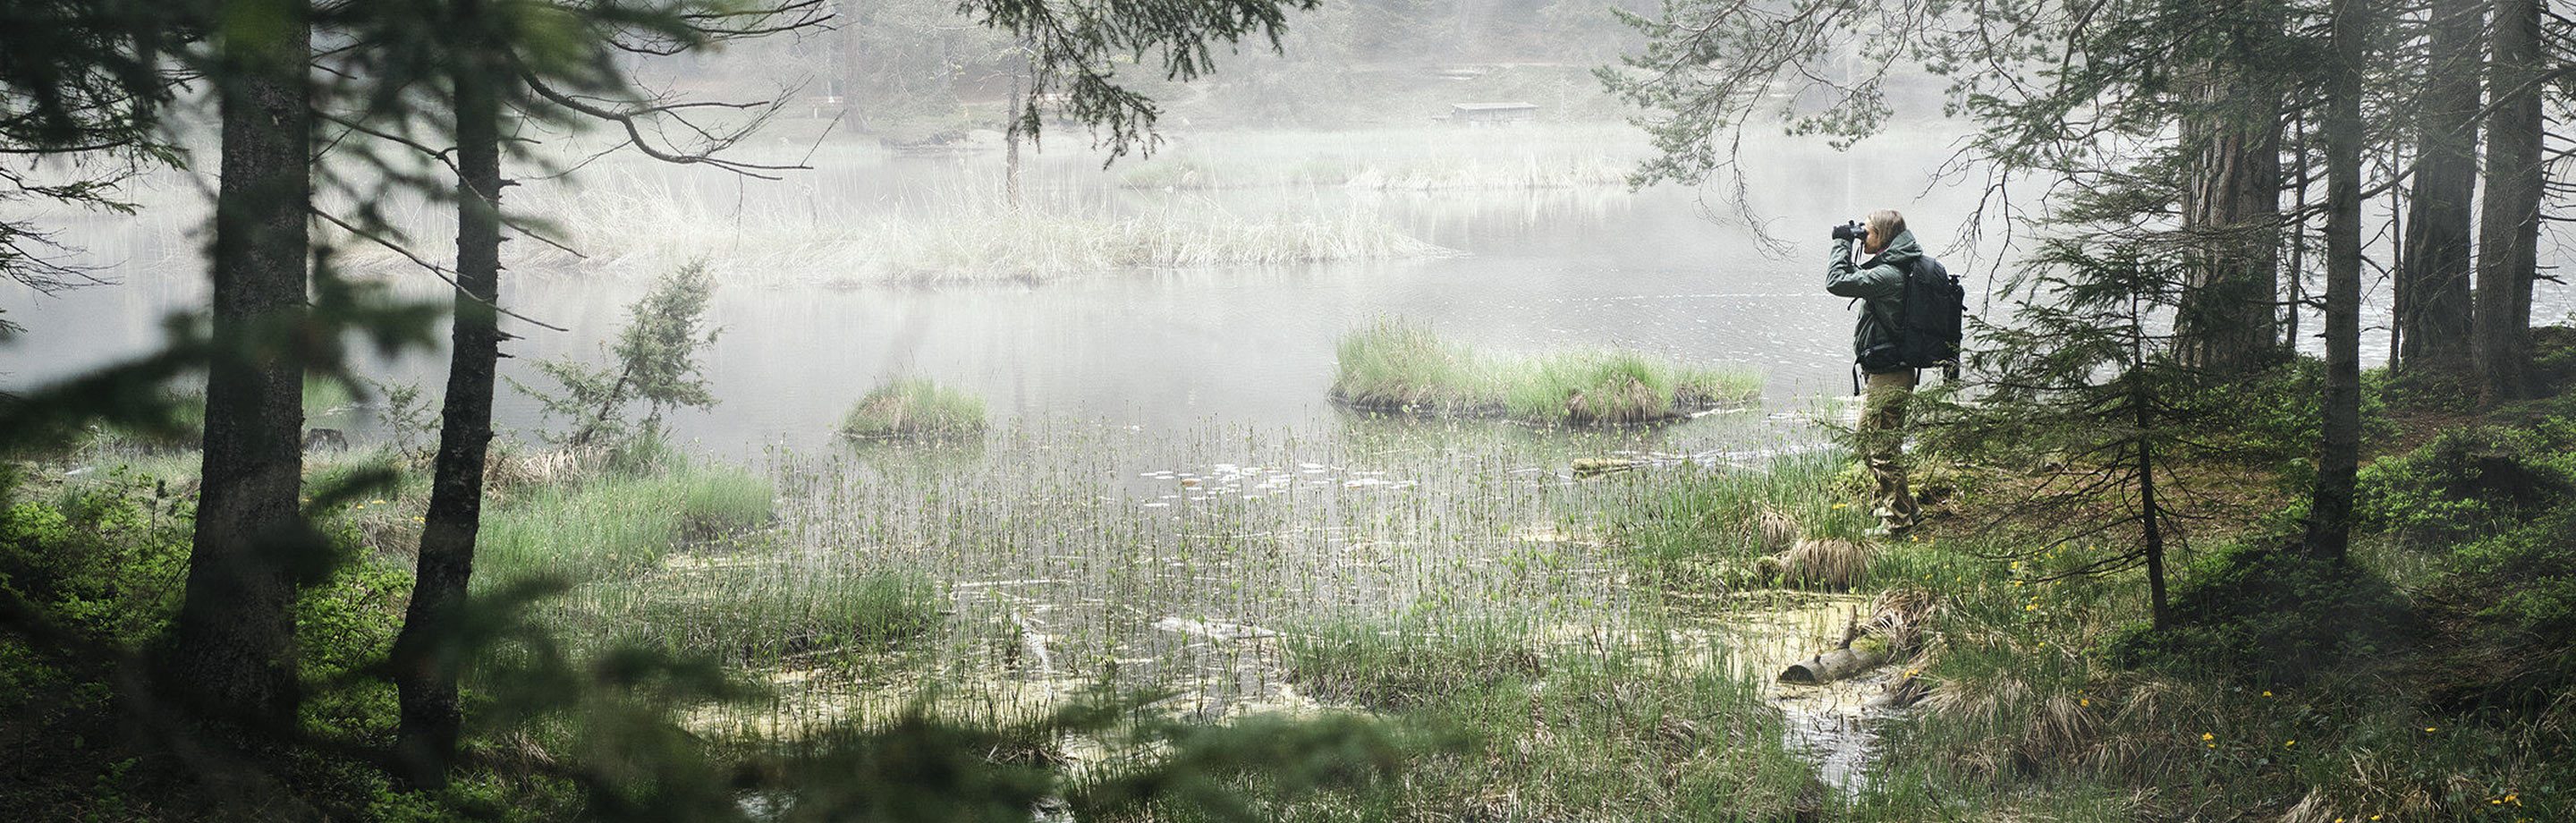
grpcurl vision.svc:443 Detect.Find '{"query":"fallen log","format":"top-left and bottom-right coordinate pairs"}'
top-left (1777, 637), bottom-right (1890, 685)
top-left (1572, 457), bottom-right (1649, 477)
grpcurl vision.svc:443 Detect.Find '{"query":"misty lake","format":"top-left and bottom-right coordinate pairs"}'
top-left (13, 123), bottom-right (2553, 458)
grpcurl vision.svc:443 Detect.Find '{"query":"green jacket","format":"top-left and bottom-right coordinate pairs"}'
top-left (1826, 228), bottom-right (1930, 373)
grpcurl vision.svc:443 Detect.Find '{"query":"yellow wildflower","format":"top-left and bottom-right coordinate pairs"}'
top-left (2261, 691), bottom-right (2273, 697)
top-left (1832, 503), bottom-right (1849, 510)
top-left (2284, 740), bottom-right (2295, 747)
top-left (2079, 698), bottom-right (2089, 707)
top-left (2201, 733), bottom-right (2214, 742)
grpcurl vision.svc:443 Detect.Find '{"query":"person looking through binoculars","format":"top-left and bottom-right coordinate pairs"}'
top-left (1826, 209), bottom-right (1946, 537)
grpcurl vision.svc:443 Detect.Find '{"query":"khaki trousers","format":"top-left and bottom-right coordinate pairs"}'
top-left (1860, 369), bottom-right (1919, 530)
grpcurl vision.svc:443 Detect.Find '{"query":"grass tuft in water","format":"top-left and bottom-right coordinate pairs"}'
top-left (476, 457), bottom-right (774, 588)
top-left (1329, 318), bottom-right (1761, 425)
top-left (839, 378), bottom-right (988, 441)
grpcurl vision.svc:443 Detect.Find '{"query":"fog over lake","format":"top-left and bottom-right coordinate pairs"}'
top-left (17, 123), bottom-right (2552, 457)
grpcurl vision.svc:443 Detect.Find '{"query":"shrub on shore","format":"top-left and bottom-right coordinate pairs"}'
top-left (1330, 318), bottom-right (1760, 425)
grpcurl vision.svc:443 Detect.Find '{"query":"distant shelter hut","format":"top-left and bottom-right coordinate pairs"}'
top-left (1445, 102), bottom-right (1538, 126)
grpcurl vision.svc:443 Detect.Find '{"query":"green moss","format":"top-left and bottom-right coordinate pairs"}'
top-left (2106, 544), bottom-right (2423, 687)
top-left (2356, 425), bottom-right (2576, 543)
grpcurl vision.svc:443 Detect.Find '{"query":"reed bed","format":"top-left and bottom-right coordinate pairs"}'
top-left (1330, 318), bottom-right (1764, 425)
top-left (428, 407), bottom-right (1905, 814)
top-left (1115, 124), bottom-right (1648, 191)
top-left (475, 178), bottom-right (1451, 286)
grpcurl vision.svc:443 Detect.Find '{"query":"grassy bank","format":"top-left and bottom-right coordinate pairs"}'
top-left (1331, 318), bottom-right (1763, 425)
top-left (462, 454), bottom-right (956, 675)
top-left (1589, 361), bottom-right (2576, 821)
top-left (1203, 616), bottom-right (1819, 822)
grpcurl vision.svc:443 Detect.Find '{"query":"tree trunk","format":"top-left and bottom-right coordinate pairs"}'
top-left (392, 26), bottom-right (505, 786)
top-left (2398, 0), bottom-right (2483, 373)
top-left (2303, 0), bottom-right (2366, 562)
top-left (2133, 376), bottom-right (2170, 630)
top-left (2174, 52), bottom-right (2285, 378)
top-left (2475, 0), bottom-right (2543, 403)
top-left (2284, 114), bottom-right (2307, 351)
top-left (1005, 73), bottom-right (1024, 208)
top-left (167, 0), bottom-right (312, 728)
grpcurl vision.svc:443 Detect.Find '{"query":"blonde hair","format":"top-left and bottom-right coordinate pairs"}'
top-left (1866, 209), bottom-right (1907, 251)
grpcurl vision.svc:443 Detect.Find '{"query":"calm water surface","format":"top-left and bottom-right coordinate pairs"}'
top-left (6, 128), bottom-right (2558, 456)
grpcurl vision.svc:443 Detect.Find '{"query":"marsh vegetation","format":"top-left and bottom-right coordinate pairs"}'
top-left (837, 378), bottom-right (988, 441)
top-left (1332, 317), bottom-right (1765, 424)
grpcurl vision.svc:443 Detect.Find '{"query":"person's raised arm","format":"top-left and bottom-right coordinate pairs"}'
top-left (1826, 241), bottom-right (1903, 299)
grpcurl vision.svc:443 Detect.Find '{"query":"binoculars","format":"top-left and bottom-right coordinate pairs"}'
top-left (1831, 221), bottom-right (1867, 242)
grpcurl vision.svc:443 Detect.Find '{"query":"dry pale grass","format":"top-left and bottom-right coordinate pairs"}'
top-left (1779, 538), bottom-right (1874, 591)
top-left (1752, 507), bottom-right (1800, 556)
top-left (1920, 668), bottom-right (2230, 785)
top-left (1560, 374), bottom-right (1667, 425)
top-left (482, 446), bottom-right (585, 498)
top-left (1865, 586), bottom-right (1942, 654)
top-left (2284, 746), bottom-right (2489, 822)
top-left (2277, 790), bottom-right (2337, 823)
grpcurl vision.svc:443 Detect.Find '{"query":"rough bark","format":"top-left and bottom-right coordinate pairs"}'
top-left (2398, 0), bottom-right (2483, 373)
top-left (2303, 0), bottom-right (2367, 562)
top-left (392, 27), bottom-right (505, 786)
top-left (2174, 57), bottom-right (2285, 378)
top-left (2475, 0), bottom-right (2543, 403)
top-left (167, 0), bottom-right (312, 727)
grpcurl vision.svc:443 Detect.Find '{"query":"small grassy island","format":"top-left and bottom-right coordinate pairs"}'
top-left (1330, 318), bottom-right (1763, 424)
top-left (838, 378), bottom-right (989, 441)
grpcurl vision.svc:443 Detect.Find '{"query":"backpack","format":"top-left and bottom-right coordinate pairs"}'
top-left (1897, 256), bottom-right (1965, 370)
